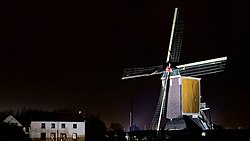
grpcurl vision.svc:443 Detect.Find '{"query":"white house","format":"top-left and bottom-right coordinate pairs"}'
top-left (29, 112), bottom-right (85, 141)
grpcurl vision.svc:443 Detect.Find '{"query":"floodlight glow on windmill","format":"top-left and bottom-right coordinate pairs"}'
top-left (122, 8), bottom-right (227, 131)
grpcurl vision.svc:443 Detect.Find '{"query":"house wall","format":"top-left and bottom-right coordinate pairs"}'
top-left (30, 121), bottom-right (85, 141)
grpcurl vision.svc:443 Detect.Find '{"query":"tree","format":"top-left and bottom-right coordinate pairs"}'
top-left (0, 122), bottom-right (31, 141)
top-left (107, 123), bottom-right (125, 141)
top-left (110, 123), bottom-right (124, 131)
top-left (85, 114), bottom-right (107, 141)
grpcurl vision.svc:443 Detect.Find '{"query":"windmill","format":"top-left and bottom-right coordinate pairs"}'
top-left (122, 8), bottom-right (227, 131)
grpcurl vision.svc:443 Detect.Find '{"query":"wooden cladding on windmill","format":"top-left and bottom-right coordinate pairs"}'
top-left (181, 77), bottom-right (200, 115)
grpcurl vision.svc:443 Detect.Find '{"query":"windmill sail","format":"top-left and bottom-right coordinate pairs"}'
top-left (169, 9), bottom-right (184, 62)
top-left (151, 83), bottom-right (168, 130)
top-left (122, 65), bottom-right (163, 80)
top-left (166, 8), bottom-right (184, 63)
top-left (176, 56), bottom-right (227, 77)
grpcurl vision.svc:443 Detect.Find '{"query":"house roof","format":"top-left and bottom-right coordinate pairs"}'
top-left (30, 112), bottom-right (85, 122)
top-left (3, 115), bottom-right (23, 127)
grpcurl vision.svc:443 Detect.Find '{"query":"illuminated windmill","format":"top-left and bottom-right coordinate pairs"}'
top-left (122, 8), bottom-right (227, 131)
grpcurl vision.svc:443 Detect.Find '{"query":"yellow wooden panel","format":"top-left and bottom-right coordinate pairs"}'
top-left (182, 78), bottom-right (200, 114)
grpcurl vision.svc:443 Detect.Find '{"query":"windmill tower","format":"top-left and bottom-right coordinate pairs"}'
top-left (122, 8), bottom-right (227, 131)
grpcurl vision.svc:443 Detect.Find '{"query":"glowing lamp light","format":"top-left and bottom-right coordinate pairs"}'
top-left (201, 131), bottom-right (206, 137)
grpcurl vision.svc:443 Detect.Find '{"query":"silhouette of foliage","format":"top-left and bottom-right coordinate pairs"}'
top-left (85, 113), bottom-right (106, 141)
top-left (110, 122), bottom-right (124, 131)
top-left (0, 122), bottom-right (31, 141)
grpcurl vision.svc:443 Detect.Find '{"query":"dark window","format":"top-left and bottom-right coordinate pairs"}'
top-left (73, 124), bottom-right (77, 129)
top-left (41, 133), bottom-right (46, 140)
top-left (51, 123), bottom-right (55, 128)
top-left (41, 123), bottom-right (45, 129)
top-left (61, 123), bottom-right (65, 128)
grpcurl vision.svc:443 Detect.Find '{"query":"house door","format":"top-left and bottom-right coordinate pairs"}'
top-left (60, 133), bottom-right (67, 141)
top-left (50, 133), bottom-right (56, 141)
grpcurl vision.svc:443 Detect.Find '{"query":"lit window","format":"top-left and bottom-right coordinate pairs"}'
top-left (51, 123), bottom-right (55, 128)
top-left (73, 124), bottom-right (77, 129)
top-left (41, 133), bottom-right (46, 140)
top-left (41, 123), bottom-right (45, 129)
top-left (61, 123), bottom-right (65, 128)
top-left (72, 133), bottom-right (77, 140)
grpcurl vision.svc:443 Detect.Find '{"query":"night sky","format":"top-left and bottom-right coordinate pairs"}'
top-left (1, 0), bottom-right (250, 129)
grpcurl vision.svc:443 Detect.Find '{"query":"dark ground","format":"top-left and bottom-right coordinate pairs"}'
top-left (105, 129), bottom-right (250, 141)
